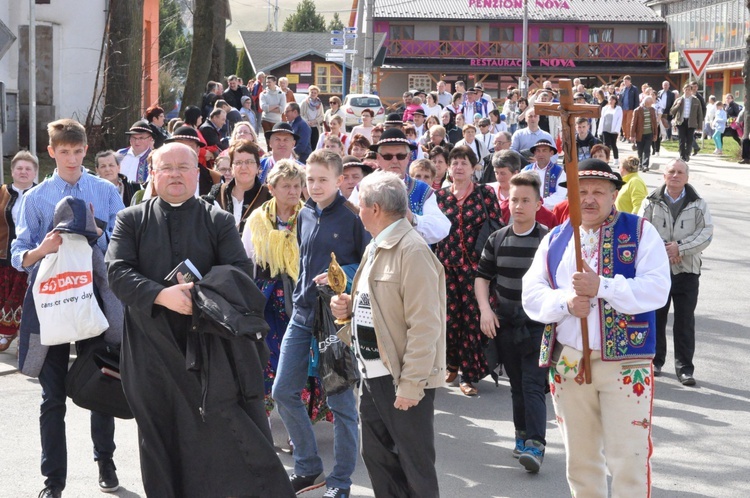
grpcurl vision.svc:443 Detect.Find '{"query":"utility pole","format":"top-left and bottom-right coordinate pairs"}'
top-left (29, 0), bottom-right (37, 165)
top-left (363, 0), bottom-right (374, 94)
top-left (520, 0), bottom-right (529, 97)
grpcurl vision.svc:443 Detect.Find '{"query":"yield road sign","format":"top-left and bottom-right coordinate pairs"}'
top-left (0, 19), bottom-right (16, 61)
top-left (683, 49), bottom-right (714, 78)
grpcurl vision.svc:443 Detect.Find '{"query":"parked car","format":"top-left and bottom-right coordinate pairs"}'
top-left (341, 94), bottom-right (385, 128)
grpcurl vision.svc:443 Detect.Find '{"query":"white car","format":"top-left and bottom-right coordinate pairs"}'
top-left (341, 94), bottom-right (385, 128)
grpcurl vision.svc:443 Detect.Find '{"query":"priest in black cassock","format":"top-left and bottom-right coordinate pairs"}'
top-left (105, 143), bottom-right (294, 498)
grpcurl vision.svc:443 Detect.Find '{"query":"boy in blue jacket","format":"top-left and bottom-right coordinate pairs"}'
top-left (272, 149), bottom-right (370, 498)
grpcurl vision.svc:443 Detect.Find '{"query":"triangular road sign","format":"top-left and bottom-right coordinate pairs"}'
top-left (683, 49), bottom-right (714, 78)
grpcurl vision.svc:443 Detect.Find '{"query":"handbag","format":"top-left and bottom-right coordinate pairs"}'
top-left (474, 186), bottom-right (503, 262)
top-left (314, 285), bottom-right (360, 396)
top-left (65, 337), bottom-right (133, 419)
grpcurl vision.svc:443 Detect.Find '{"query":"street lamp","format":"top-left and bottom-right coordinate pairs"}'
top-left (520, 0), bottom-right (528, 97)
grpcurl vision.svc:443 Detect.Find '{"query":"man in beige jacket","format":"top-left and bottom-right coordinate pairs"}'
top-left (332, 171), bottom-right (446, 497)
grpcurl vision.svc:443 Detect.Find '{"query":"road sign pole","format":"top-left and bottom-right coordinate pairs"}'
top-left (342, 43), bottom-right (347, 99)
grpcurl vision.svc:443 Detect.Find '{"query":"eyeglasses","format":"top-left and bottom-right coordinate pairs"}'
top-left (233, 159), bottom-right (257, 167)
top-left (379, 153), bottom-right (409, 161)
top-left (495, 141), bottom-right (509, 146)
top-left (154, 165), bottom-right (195, 174)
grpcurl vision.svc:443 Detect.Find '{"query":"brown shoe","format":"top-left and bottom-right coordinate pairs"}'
top-left (0, 333), bottom-right (17, 352)
top-left (445, 366), bottom-right (458, 383)
top-left (459, 382), bottom-right (477, 396)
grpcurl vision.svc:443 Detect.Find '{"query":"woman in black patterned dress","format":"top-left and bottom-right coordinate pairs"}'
top-left (434, 145), bottom-right (503, 396)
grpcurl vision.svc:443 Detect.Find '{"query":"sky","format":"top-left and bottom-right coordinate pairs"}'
top-left (226, 0), bottom-right (356, 45)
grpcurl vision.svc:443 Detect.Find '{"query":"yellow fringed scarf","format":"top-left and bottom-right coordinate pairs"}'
top-left (248, 198), bottom-right (304, 281)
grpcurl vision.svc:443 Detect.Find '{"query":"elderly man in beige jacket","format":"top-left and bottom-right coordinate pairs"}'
top-left (331, 170), bottom-right (446, 498)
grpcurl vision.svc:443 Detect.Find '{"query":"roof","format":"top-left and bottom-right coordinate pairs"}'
top-left (373, 0), bottom-right (665, 23)
top-left (238, 31), bottom-right (387, 74)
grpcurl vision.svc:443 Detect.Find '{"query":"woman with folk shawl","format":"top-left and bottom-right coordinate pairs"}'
top-left (242, 160), bottom-right (332, 425)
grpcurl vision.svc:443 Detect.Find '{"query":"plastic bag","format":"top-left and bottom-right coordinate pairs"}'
top-left (314, 285), bottom-right (360, 396)
top-left (33, 233), bottom-right (109, 345)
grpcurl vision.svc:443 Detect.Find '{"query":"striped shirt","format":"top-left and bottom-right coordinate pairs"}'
top-left (11, 168), bottom-right (125, 272)
top-left (476, 223), bottom-right (545, 310)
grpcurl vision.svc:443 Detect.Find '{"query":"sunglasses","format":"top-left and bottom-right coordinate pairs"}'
top-left (379, 153), bottom-right (409, 161)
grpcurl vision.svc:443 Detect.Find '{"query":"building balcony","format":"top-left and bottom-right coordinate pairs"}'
top-left (386, 40), bottom-right (668, 62)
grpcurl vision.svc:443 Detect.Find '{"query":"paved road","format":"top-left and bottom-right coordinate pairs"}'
top-left (2, 144), bottom-right (749, 497)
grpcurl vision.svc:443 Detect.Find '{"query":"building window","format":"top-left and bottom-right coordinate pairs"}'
top-left (389, 25), bottom-right (414, 40)
top-left (315, 63), bottom-right (343, 94)
top-left (490, 27), bottom-right (514, 42)
top-left (538, 28), bottom-right (563, 56)
top-left (439, 26), bottom-right (465, 41)
top-left (408, 74), bottom-right (432, 93)
top-left (588, 28), bottom-right (613, 57)
top-left (638, 29), bottom-right (662, 44)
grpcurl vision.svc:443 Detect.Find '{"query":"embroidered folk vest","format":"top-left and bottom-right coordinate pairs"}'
top-left (523, 163), bottom-right (563, 198)
top-left (538, 211), bottom-right (656, 367)
top-left (404, 176), bottom-right (432, 216)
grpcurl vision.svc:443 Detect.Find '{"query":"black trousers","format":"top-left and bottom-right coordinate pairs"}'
top-left (602, 132), bottom-right (619, 160)
top-left (655, 272), bottom-right (700, 375)
top-left (677, 123), bottom-right (695, 162)
top-left (636, 133), bottom-right (653, 171)
top-left (38, 343), bottom-right (116, 489)
top-left (499, 329), bottom-right (548, 445)
top-left (360, 376), bottom-right (438, 498)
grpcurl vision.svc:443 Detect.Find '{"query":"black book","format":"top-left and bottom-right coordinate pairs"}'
top-left (164, 259), bottom-right (203, 285)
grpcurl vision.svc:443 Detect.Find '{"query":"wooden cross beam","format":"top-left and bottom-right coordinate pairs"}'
top-left (535, 79), bottom-right (602, 385)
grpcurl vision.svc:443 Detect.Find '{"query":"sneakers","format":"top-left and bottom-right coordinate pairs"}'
top-left (38, 487), bottom-right (62, 498)
top-left (512, 430), bottom-right (527, 458)
top-left (518, 440), bottom-right (545, 473)
top-left (290, 472), bottom-right (326, 495)
top-left (97, 458), bottom-right (119, 493)
top-left (323, 486), bottom-right (350, 498)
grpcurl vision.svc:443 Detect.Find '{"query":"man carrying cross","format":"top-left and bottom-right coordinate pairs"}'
top-left (521, 81), bottom-right (672, 497)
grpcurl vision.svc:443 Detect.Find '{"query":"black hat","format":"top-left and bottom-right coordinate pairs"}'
top-left (369, 127), bottom-right (417, 152)
top-left (559, 159), bottom-right (625, 190)
top-left (264, 122), bottom-right (299, 143)
top-left (473, 85), bottom-right (484, 92)
top-left (574, 92), bottom-right (586, 100)
top-left (384, 113), bottom-right (404, 126)
top-left (414, 89), bottom-right (427, 97)
top-left (530, 138), bottom-right (558, 155)
top-left (165, 126), bottom-right (207, 147)
top-left (53, 196), bottom-right (100, 243)
top-left (465, 87), bottom-right (477, 94)
top-left (342, 155), bottom-right (374, 175)
top-left (412, 108), bottom-right (426, 117)
top-left (125, 119), bottom-right (154, 137)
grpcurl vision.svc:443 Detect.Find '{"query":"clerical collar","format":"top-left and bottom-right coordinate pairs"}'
top-left (168, 201), bottom-right (185, 207)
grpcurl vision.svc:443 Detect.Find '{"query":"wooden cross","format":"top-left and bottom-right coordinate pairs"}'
top-left (535, 79), bottom-right (601, 385)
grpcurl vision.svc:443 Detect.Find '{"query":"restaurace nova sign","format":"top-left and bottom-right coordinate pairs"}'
top-left (470, 58), bottom-right (577, 67)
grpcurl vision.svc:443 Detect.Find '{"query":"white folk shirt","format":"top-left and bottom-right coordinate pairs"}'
top-left (522, 219), bottom-right (671, 352)
top-left (120, 148), bottom-right (148, 183)
top-left (531, 162), bottom-right (567, 210)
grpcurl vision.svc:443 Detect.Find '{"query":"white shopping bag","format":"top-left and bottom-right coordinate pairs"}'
top-left (33, 233), bottom-right (109, 345)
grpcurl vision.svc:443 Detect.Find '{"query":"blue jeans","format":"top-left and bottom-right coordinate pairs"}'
top-left (272, 316), bottom-right (358, 489)
top-left (38, 343), bottom-right (116, 490)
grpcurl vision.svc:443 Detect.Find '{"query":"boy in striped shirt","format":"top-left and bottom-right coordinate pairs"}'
top-left (474, 171), bottom-right (550, 474)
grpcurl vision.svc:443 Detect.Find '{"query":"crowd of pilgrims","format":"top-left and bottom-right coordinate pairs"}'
top-left (0, 72), bottom-right (662, 439)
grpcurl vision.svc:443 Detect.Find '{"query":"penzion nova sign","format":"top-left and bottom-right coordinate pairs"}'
top-left (468, 0), bottom-right (571, 8)
top-left (470, 58), bottom-right (576, 67)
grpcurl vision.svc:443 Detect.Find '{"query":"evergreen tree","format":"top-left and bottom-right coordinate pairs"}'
top-left (159, 0), bottom-right (191, 78)
top-left (282, 0), bottom-right (326, 32)
top-left (225, 40), bottom-right (239, 78)
top-left (328, 13), bottom-right (345, 32)
top-left (236, 49), bottom-right (255, 82)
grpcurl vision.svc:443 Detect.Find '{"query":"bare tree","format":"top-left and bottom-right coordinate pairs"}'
top-left (101, 0), bottom-right (144, 149)
top-left (181, 0), bottom-right (215, 113)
